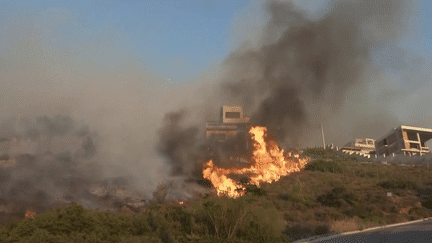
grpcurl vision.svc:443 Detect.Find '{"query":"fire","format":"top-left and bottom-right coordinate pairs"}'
top-left (25, 210), bottom-right (36, 219)
top-left (203, 126), bottom-right (310, 198)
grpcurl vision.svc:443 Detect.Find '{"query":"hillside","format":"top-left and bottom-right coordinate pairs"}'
top-left (1, 148), bottom-right (431, 242)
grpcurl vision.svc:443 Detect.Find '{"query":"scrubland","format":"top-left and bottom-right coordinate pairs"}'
top-left (1, 148), bottom-right (431, 242)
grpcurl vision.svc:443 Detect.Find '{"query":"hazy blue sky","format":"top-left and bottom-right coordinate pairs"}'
top-left (1, 0), bottom-right (431, 82)
top-left (0, 0), bottom-right (251, 82)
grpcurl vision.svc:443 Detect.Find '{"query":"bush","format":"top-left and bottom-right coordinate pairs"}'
top-left (245, 185), bottom-right (267, 197)
top-left (235, 199), bottom-right (286, 243)
top-left (316, 186), bottom-right (357, 208)
top-left (195, 195), bottom-right (286, 242)
top-left (378, 179), bottom-right (418, 190)
top-left (343, 205), bottom-right (383, 221)
top-left (329, 212), bottom-right (344, 221)
top-left (132, 211), bottom-right (152, 235)
top-left (279, 193), bottom-right (291, 201)
top-left (0, 203), bottom-right (142, 243)
top-left (196, 196), bottom-right (252, 239)
top-left (314, 224), bottom-right (331, 235)
top-left (303, 148), bottom-right (336, 159)
top-left (305, 160), bottom-right (343, 173)
top-left (408, 207), bottom-right (432, 219)
top-left (283, 223), bottom-right (321, 241)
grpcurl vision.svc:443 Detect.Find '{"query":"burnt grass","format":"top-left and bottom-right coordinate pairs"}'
top-left (1, 148), bottom-right (432, 242)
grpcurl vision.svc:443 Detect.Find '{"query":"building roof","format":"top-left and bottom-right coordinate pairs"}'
top-left (377, 125), bottom-right (432, 142)
top-left (400, 125), bottom-right (432, 133)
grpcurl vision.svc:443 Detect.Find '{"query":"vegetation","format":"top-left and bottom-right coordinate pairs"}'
top-left (1, 147), bottom-right (432, 242)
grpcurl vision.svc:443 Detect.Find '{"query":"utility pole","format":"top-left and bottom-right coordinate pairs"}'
top-left (321, 124), bottom-right (326, 148)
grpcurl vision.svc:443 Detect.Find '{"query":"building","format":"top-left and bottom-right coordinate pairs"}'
top-left (205, 105), bottom-right (250, 143)
top-left (375, 125), bottom-right (432, 156)
top-left (342, 138), bottom-right (376, 156)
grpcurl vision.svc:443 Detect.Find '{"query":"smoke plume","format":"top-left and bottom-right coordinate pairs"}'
top-left (156, 0), bottom-right (426, 172)
top-left (157, 110), bottom-right (199, 176)
top-left (0, 0), bottom-right (428, 220)
top-left (0, 4), bottom-right (207, 217)
top-left (0, 115), bottom-right (104, 214)
top-left (217, 0), bottom-right (423, 148)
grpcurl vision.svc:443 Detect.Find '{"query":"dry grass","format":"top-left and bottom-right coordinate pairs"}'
top-left (329, 217), bottom-right (360, 233)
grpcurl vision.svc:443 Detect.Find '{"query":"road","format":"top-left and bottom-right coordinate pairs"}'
top-left (297, 218), bottom-right (432, 243)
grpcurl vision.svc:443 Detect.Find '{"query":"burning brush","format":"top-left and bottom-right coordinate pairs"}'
top-left (203, 126), bottom-right (310, 198)
top-left (25, 209), bottom-right (36, 219)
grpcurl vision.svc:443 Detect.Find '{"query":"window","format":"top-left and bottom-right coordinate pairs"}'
top-left (407, 131), bottom-right (418, 141)
top-left (410, 143), bottom-right (420, 149)
top-left (225, 112), bottom-right (241, 119)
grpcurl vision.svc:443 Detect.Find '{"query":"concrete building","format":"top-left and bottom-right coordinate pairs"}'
top-left (205, 105), bottom-right (250, 143)
top-left (375, 125), bottom-right (432, 156)
top-left (203, 105), bottom-right (252, 165)
top-left (342, 138), bottom-right (376, 156)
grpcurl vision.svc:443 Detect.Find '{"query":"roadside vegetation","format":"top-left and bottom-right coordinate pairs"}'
top-left (1, 147), bottom-right (432, 242)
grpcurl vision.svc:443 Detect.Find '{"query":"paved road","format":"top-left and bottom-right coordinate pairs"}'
top-left (302, 219), bottom-right (432, 243)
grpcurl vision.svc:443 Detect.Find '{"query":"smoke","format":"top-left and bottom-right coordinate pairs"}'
top-left (216, 0), bottom-right (424, 148)
top-left (0, 4), bottom-right (213, 216)
top-left (0, 0), bottom-right (428, 217)
top-left (157, 110), bottom-right (200, 176)
top-left (0, 115), bottom-right (104, 214)
top-left (156, 0), bottom-right (427, 174)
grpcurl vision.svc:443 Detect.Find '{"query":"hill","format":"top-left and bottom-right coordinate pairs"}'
top-left (1, 148), bottom-right (431, 242)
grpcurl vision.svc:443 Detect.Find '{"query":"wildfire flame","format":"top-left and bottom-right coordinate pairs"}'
top-left (25, 210), bottom-right (36, 219)
top-left (203, 126), bottom-right (310, 198)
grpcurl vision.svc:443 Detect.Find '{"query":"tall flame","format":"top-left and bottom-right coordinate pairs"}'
top-left (203, 126), bottom-right (310, 198)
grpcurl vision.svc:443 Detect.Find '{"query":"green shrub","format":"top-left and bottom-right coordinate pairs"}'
top-left (378, 179), bottom-right (418, 190)
top-left (196, 196), bottom-right (251, 239)
top-left (132, 211), bottom-right (152, 235)
top-left (245, 185), bottom-right (267, 197)
top-left (194, 195), bottom-right (286, 242)
top-left (235, 178), bottom-right (268, 197)
top-left (316, 186), bottom-right (357, 208)
top-left (343, 205), bottom-right (383, 221)
top-left (0, 203), bottom-right (148, 243)
top-left (235, 198), bottom-right (286, 243)
top-left (278, 193), bottom-right (291, 201)
top-left (305, 160), bottom-right (343, 173)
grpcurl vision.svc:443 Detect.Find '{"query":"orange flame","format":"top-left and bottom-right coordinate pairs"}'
top-left (25, 210), bottom-right (36, 219)
top-left (203, 126), bottom-right (310, 198)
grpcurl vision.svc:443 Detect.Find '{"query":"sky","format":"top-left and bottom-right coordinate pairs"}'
top-left (1, 0), bottom-right (432, 149)
top-left (1, 0), bottom-right (431, 85)
top-left (0, 0), bottom-right (251, 82)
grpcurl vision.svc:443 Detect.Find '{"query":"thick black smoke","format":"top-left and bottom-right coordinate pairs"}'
top-left (157, 110), bottom-right (199, 176)
top-left (219, 0), bottom-right (417, 147)
top-left (156, 0), bottom-right (420, 172)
